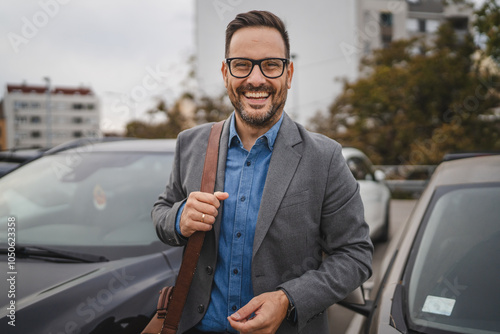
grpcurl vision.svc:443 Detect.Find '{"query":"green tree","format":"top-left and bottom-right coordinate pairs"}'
top-left (475, 0), bottom-right (500, 63)
top-left (310, 22), bottom-right (500, 165)
top-left (125, 91), bottom-right (232, 139)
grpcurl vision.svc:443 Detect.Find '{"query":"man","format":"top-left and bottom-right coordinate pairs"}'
top-left (153, 10), bottom-right (373, 334)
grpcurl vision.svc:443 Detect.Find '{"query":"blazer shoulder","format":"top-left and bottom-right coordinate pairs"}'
top-left (177, 122), bottom-right (215, 142)
top-left (293, 122), bottom-right (342, 158)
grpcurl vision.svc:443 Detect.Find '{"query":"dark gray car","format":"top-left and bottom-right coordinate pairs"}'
top-left (0, 139), bottom-right (182, 333)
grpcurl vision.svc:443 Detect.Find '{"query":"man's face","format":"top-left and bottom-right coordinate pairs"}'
top-left (222, 27), bottom-right (293, 128)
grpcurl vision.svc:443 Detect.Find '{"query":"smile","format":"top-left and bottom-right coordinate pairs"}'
top-left (244, 91), bottom-right (270, 99)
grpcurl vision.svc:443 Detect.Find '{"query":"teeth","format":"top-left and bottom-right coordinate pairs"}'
top-left (244, 92), bottom-right (269, 98)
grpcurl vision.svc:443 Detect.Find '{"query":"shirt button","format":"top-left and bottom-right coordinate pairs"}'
top-left (233, 268), bottom-right (239, 275)
top-left (198, 304), bottom-right (205, 313)
top-left (246, 161), bottom-right (251, 166)
top-left (240, 196), bottom-right (246, 202)
top-left (206, 266), bottom-right (213, 275)
top-left (232, 305), bottom-right (237, 311)
top-left (236, 232), bottom-right (242, 238)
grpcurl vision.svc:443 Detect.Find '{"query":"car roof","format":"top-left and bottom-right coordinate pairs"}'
top-left (429, 155), bottom-right (500, 187)
top-left (49, 138), bottom-right (177, 154)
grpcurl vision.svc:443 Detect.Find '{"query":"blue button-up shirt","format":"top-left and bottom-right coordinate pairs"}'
top-left (177, 113), bottom-right (283, 333)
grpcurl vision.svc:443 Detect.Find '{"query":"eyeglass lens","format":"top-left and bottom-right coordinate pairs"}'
top-left (229, 59), bottom-right (285, 78)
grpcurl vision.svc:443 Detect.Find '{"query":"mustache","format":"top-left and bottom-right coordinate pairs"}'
top-left (236, 84), bottom-right (275, 94)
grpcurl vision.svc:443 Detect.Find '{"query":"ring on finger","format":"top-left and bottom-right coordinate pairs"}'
top-left (201, 213), bottom-right (205, 223)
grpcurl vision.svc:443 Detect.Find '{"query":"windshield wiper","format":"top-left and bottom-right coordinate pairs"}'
top-left (1, 246), bottom-right (109, 263)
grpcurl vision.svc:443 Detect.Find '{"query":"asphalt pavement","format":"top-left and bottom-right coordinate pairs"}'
top-left (328, 199), bottom-right (418, 334)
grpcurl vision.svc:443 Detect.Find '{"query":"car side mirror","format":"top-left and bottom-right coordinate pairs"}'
top-left (374, 170), bottom-right (386, 182)
top-left (338, 285), bottom-right (373, 317)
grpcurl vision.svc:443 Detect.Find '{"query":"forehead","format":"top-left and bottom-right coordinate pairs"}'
top-left (228, 27), bottom-right (286, 59)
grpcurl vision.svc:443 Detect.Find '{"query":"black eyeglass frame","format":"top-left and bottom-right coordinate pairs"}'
top-left (225, 57), bottom-right (290, 79)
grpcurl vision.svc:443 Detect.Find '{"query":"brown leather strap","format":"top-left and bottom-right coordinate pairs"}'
top-left (162, 120), bottom-right (224, 333)
top-left (143, 121), bottom-right (224, 334)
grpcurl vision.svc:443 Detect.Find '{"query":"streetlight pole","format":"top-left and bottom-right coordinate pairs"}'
top-left (44, 77), bottom-right (52, 148)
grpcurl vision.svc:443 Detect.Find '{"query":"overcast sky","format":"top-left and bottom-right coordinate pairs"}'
top-left (0, 0), bottom-right (196, 133)
top-left (0, 0), bottom-right (487, 133)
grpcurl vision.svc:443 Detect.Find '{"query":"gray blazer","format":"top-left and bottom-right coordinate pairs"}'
top-left (152, 113), bottom-right (373, 333)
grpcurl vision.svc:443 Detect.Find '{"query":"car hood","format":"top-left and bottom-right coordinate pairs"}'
top-left (0, 248), bottom-right (181, 333)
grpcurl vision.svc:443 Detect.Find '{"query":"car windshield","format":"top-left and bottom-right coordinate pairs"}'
top-left (406, 183), bottom-right (500, 334)
top-left (0, 151), bottom-right (174, 260)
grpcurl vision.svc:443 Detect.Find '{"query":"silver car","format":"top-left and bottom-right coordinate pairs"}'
top-left (342, 148), bottom-right (392, 242)
top-left (341, 154), bottom-right (500, 334)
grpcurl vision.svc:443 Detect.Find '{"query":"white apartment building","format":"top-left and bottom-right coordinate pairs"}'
top-left (2, 83), bottom-right (100, 149)
top-left (407, 0), bottom-right (474, 44)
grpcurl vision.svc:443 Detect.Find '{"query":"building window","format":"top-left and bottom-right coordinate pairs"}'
top-left (31, 116), bottom-right (42, 124)
top-left (381, 12), bottom-right (392, 27)
top-left (418, 19), bottom-right (426, 32)
top-left (30, 102), bottom-right (41, 109)
top-left (31, 131), bottom-right (41, 138)
top-left (86, 130), bottom-right (98, 137)
top-left (72, 117), bottom-right (83, 124)
top-left (87, 104), bottom-right (95, 110)
top-left (14, 101), bottom-right (29, 109)
top-left (380, 12), bottom-right (393, 48)
top-left (15, 116), bottom-right (28, 124)
top-left (73, 131), bottom-right (83, 138)
top-left (73, 103), bottom-right (84, 110)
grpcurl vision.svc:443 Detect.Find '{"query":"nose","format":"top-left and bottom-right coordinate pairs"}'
top-left (246, 64), bottom-right (267, 86)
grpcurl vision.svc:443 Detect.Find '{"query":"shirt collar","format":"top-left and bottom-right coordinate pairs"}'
top-left (228, 112), bottom-right (284, 151)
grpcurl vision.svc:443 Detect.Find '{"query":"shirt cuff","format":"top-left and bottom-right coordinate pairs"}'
top-left (278, 288), bottom-right (297, 323)
top-left (175, 201), bottom-right (187, 239)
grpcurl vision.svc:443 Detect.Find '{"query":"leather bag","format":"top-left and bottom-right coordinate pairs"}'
top-left (142, 121), bottom-right (224, 334)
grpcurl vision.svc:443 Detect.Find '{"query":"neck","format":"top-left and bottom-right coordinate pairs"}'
top-left (234, 112), bottom-right (282, 151)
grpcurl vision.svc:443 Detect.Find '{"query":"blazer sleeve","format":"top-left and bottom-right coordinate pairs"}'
top-left (278, 144), bottom-right (373, 330)
top-left (152, 134), bottom-right (189, 247)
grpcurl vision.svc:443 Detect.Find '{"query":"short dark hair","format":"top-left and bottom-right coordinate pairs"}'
top-left (225, 10), bottom-right (290, 59)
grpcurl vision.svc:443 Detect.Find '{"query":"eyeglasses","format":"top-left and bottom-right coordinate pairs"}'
top-left (226, 57), bottom-right (289, 79)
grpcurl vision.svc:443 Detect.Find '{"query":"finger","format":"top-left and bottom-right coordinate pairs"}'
top-left (186, 203), bottom-right (219, 221)
top-left (228, 291), bottom-right (288, 333)
top-left (180, 208), bottom-right (215, 237)
top-left (180, 192), bottom-right (227, 237)
top-left (187, 220), bottom-right (213, 232)
top-left (230, 297), bottom-right (263, 323)
top-left (185, 194), bottom-right (219, 217)
top-left (228, 313), bottom-right (265, 333)
top-left (193, 191), bottom-right (224, 208)
top-left (214, 191), bottom-right (229, 201)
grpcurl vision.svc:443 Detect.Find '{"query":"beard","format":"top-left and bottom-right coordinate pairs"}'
top-left (228, 81), bottom-right (288, 129)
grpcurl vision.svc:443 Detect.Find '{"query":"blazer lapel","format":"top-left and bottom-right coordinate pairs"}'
top-left (253, 114), bottom-right (302, 257)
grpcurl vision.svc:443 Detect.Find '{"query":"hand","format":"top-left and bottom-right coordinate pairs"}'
top-left (179, 191), bottom-right (228, 237)
top-left (227, 290), bottom-right (289, 334)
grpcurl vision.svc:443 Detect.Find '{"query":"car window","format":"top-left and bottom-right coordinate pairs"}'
top-left (347, 157), bottom-right (373, 181)
top-left (0, 151), bottom-right (174, 259)
top-left (405, 183), bottom-right (500, 333)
